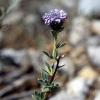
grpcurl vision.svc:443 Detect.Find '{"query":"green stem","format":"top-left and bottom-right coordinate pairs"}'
top-left (52, 37), bottom-right (57, 59)
top-left (44, 32), bottom-right (60, 100)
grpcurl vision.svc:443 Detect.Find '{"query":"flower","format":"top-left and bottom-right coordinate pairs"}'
top-left (42, 9), bottom-right (68, 31)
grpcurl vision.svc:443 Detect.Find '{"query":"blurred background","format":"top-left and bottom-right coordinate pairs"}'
top-left (0, 0), bottom-right (100, 100)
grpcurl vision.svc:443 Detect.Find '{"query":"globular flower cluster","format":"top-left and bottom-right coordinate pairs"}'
top-left (43, 9), bottom-right (68, 31)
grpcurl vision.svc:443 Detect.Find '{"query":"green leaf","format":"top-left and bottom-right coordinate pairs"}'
top-left (49, 83), bottom-right (60, 92)
top-left (38, 77), bottom-right (49, 86)
top-left (57, 43), bottom-right (66, 48)
top-left (43, 68), bottom-right (49, 75)
top-left (45, 62), bottom-right (53, 76)
top-left (42, 83), bottom-right (60, 93)
top-left (34, 91), bottom-right (44, 100)
top-left (32, 95), bottom-right (35, 100)
top-left (38, 79), bottom-right (45, 85)
top-left (42, 86), bottom-right (50, 92)
top-left (43, 51), bottom-right (53, 59)
top-left (58, 64), bottom-right (65, 68)
top-left (42, 69), bottom-right (49, 81)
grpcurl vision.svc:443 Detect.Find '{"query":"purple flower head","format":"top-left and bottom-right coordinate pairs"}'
top-left (43, 9), bottom-right (68, 31)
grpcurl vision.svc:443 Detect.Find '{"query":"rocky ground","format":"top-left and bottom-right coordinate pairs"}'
top-left (0, 0), bottom-right (100, 100)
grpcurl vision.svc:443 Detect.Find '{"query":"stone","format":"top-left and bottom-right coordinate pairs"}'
top-left (88, 47), bottom-right (100, 67)
top-left (50, 90), bottom-right (68, 100)
top-left (78, 0), bottom-right (100, 17)
top-left (66, 77), bottom-right (89, 96)
top-left (0, 48), bottom-right (30, 67)
top-left (91, 20), bottom-right (100, 35)
top-left (69, 17), bottom-right (90, 45)
top-left (0, 48), bottom-right (47, 72)
top-left (28, 49), bottom-right (47, 72)
top-left (8, 0), bottom-right (21, 11)
top-left (2, 11), bottom-right (23, 25)
top-left (78, 66), bottom-right (98, 83)
top-left (70, 46), bottom-right (85, 58)
top-left (50, 76), bottom-right (94, 100)
top-left (94, 91), bottom-right (100, 100)
top-left (86, 36), bottom-right (100, 67)
top-left (59, 57), bottom-right (75, 77)
top-left (0, 31), bottom-right (3, 42)
top-left (70, 46), bottom-right (89, 67)
top-left (60, 0), bottom-right (78, 8)
top-left (50, 90), bottom-right (85, 100)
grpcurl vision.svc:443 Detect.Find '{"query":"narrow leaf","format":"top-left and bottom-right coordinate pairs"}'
top-left (32, 95), bottom-right (35, 100)
top-left (43, 51), bottom-right (52, 58)
top-left (45, 62), bottom-right (51, 72)
top-left (57, 43), bottom-right (66, 48)
top-left (45, 62), bottom-right (53, 76)
top-left (58, 64), bottom-right (65, 68)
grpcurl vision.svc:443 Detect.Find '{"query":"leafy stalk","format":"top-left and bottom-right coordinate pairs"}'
top-left (33, 31), bottom-right (65, 100)
top-left (44, 32), bottom-right (60, 100)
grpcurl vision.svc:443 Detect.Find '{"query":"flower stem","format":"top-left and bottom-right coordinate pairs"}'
top-left (44, 32), bottom-right (60, 100)
top-left (52, 37), bottom-right (57, 59)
